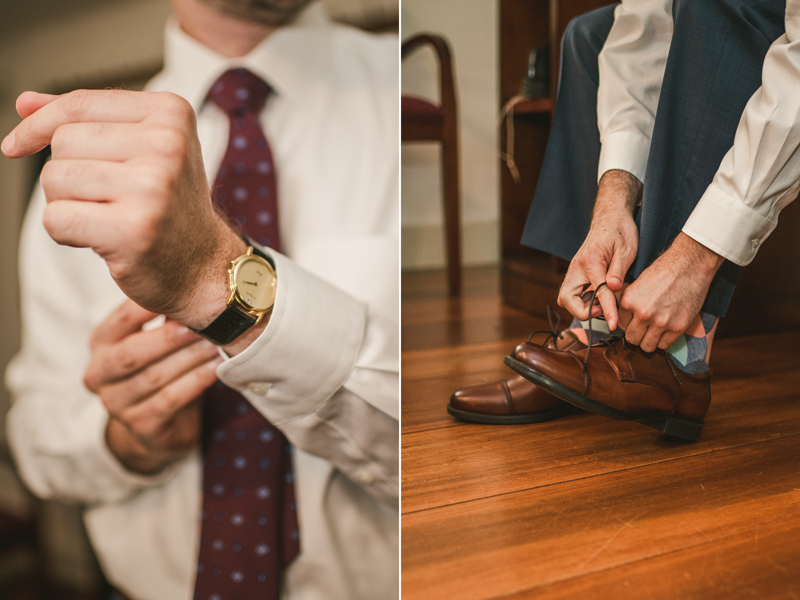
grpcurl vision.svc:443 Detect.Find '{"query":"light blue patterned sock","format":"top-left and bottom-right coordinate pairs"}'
top-left (666, 312), bottom-right (718, 375)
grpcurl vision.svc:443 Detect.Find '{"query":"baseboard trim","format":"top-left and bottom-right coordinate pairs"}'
top-left (401, 220), bottom-right (499, 270)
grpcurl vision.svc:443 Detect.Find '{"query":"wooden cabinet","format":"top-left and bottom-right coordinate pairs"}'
top-left (498, 0), bottom-right (800, 338)
top-left (498, 0), bottom-right (608, 322)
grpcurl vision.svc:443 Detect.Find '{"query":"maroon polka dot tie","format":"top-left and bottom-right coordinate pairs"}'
top-left (194, 68), bottom-right (299, 600)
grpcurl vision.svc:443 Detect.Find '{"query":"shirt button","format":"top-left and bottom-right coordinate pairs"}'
top-left (355, 468), bottom-right (375, 485)
top-left (751, 238), bottom-right (760, 249)
top-left (247, 382), bottom-right (272, 396)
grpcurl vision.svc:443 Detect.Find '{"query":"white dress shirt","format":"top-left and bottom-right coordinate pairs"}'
top-left (597, 0), bottom-right (800, 266)
top-left (5, 4), bottom-right (399, 600)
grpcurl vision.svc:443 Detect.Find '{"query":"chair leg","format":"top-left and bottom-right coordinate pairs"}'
top-left (441, 131), bottom-right (461, 296)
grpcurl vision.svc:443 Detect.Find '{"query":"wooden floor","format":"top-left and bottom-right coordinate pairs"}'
top-left (401, 267), bottom-right (800, 600)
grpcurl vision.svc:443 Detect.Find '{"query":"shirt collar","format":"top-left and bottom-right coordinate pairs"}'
top-left (150, 2), bottom-right (332, 111)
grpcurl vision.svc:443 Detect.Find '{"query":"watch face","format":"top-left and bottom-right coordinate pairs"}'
top-left (233, 256), bottom-right (277, 311)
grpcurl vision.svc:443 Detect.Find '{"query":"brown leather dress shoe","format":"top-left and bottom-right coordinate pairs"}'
top-left (504, 335), bottom-right (710, 441)
top-left (446, 331), bottom-right (585, 425)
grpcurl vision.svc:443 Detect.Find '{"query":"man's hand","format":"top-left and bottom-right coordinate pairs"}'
top-left (557, 170), bottom-right (641, 331)
top-left (1, 90), bottom-right (245, 330)
top-left (83, 300), bottom-right (223, 474)
top-left (618, 232), bottom-right (724, 353)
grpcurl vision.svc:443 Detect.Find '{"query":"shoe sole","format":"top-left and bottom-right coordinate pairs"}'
top-left (504, 356), bottom-right (704, 442)
top-left (446, 402), bottom-right (574, 425)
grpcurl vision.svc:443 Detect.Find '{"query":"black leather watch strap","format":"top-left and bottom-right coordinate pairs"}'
top-left (249, 242), bottom-right (273, 265)
top-left (194, 303), bottom-right (258, 346)
top-left (192, 242), bottom-right (274, 345)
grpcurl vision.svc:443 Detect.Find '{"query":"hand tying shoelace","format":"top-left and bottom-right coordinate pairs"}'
top-left (579, 282), bottom-right (683, 385)
top-left (504, 283), bottom-right (713, 441)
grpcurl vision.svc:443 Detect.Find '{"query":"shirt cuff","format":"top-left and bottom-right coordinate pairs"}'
top-left (216, 249), bottom-right (367, 425)
top-left (597, 131), bottom-right (651, 184)
top-left (682, 183), bottom-right (777, 266)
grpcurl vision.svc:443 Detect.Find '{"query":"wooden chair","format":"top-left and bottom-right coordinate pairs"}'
top-left (402, 34), bottom-right (461, 295)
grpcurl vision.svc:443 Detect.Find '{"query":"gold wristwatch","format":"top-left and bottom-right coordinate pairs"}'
top-left (193, 244), bottom-right (277, 345)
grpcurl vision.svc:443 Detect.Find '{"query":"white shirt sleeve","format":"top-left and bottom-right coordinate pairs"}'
top-left (683, 3), bottom-right (800, 266)
top-left (217, 245), bottom-right (399, 506)
top-left (597, 0), bottom-right (673, 183)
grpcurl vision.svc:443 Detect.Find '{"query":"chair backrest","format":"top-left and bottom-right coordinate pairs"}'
top-left (401, 34), bottom-right (456, 117)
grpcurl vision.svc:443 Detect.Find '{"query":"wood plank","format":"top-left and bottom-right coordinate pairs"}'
top-left (401, 435), bottom-right (800, 600)
top-left (401, 310), bottom-right (544, 352)
top-left (402, 295), bottom-right (535, 327)
top-left (403, 339), bottom-right (528, 383)
top-left (509, 521), bottom-right (800, 599)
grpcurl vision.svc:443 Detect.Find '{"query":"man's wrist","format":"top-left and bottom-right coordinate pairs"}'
top-left (594, 169), bottom-right (643, 217)
top-left (671, 232), bottom-right (725, 278)
top-left (177, 224), bottom-right (273, 356)
top-left (171, 223), bottom-right (248, 331)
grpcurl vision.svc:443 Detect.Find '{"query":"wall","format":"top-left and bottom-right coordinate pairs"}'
top-left (401, 0), bottom-right (499, 270)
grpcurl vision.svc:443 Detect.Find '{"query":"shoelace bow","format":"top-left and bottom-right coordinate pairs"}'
top-left (580, 282), bottom-right (683, 386)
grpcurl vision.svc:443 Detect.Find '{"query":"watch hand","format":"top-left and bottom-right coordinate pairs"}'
top-left (243, 280), bottom-right (258, 286)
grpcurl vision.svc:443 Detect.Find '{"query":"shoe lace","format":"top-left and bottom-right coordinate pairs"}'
top-left (527, 306), bottom-right (565, 349)
top-left (579, 282), bottom-right (683, 386)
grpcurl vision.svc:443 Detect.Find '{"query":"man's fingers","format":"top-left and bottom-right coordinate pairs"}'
top-left (594, 286), bottom-right (619, 331)
top-left (121, 356), bottom-right (222, 435)
top-left (639, 327), bottom-right (663, 353)
top-left (606, 250), bottom-right (633, 292)
top-left (624, 319), bottom-right (646, 347)
top-left (42, 198), bottom-right (131, 251)
top-left (16, 91), bottom-right (58, 119)
top-left (50, 122), bottom-right (186, 162)
top-left (558, 265), bottom-right (592, 321)
top-left (88, 320), bottom-right (205, 388)
top-left (100, 339), bottom-right (219, 415)
top-left (580, 261), bottom-right (619, 329)
top-left (657, 330), bottom-right (682, 352)
top-left (41, 159), bottom-right (131, 203)
top-left (617, 306), bottom-right (633, 332)
top-left (2, 89), bottom-right (183, 159)
top-left (90, 300), bottom-right (159, 349)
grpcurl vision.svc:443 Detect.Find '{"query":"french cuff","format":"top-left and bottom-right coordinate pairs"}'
top-left (682, 184), bottom-right (777, 267)
top-left (597, 131), bottom-right (651, 184)
top-left (217, 249), bottom-right (367, 425)
top-left (86, 406), bottom-right (182, 502)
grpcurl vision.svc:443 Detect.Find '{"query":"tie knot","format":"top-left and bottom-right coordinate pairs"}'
top-left (208, 68), bottom-right (271, 116)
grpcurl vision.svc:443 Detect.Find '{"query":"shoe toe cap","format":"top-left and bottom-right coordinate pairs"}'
top-left (450, 380), bottom-right (513, 416)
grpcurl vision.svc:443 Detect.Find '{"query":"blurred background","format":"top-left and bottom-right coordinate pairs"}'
top-left (0, 0), bottom-right (397, 597)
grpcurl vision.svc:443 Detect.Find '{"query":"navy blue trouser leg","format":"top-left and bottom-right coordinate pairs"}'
top-left (521, 5), bottom-right (616, 263)
top-left (521, 0), bottom-right (785, 317)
